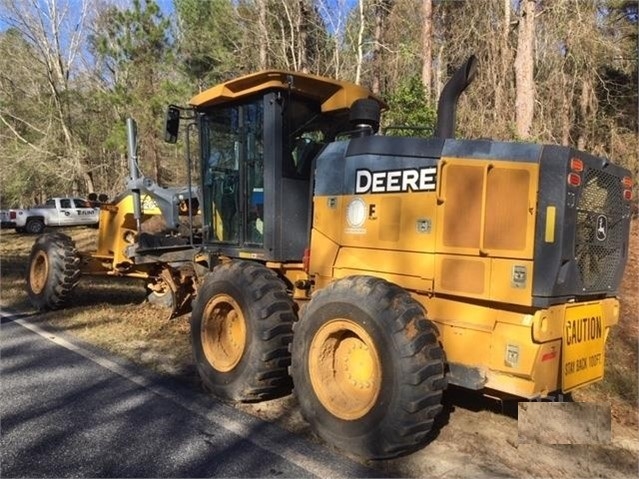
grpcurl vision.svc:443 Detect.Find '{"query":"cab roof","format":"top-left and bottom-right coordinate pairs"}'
top-left (189, 70), bottom-right (386, 112)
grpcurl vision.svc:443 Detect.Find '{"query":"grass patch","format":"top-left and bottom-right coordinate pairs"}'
top-left (37, 301), bottom-right (195, 378)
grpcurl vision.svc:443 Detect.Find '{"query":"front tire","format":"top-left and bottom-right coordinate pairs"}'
top-left (291, 276), bottom-right (446, 459)
top-left (26, 233), bottom-right (80, 311)
top-left (190, 261), bottom-right (296, 402)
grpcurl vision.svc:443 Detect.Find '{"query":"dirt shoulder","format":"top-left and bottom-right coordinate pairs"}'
top-left (1, 225), bottom-right (637, 478)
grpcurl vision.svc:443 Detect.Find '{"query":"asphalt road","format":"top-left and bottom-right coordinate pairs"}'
top-left (0, 311), bottom-right (381, 478)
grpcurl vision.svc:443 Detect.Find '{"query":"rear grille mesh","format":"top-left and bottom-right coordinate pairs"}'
top-left (575, 168), bottom-right (624, 291)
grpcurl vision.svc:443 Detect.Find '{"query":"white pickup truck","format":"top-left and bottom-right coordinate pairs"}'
top-left (11, 197), bottom-right (100, 234)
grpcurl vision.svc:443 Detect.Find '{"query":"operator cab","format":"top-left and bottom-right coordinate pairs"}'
top-left (172, 71), bottom-right (384, 262)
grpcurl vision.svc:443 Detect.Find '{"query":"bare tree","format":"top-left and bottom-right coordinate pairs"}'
top-left (298, 0), bottom-right (309, 73)
top-left (317, 0), bottom-right (351, 78)
top-left (494, 0), bottom-right (512, 116)
top-left (355, 0), bottom-right (365, 84)
top-left (421, 0), bottom-right (432, 98)
top-left (257, 0), bottom-right (268, 69)
top-left (514, 0), bottom-right (537, 139)
top-left (0, 0), bottom-right (94, 193)
top-left (371, 1), bottom-right (393, 94)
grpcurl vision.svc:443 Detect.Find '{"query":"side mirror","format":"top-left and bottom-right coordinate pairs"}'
top-left (165, 105), bottom-right (180, 143)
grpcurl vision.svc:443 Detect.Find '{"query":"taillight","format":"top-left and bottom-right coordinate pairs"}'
top-left (9, 211), bottom-right (16, 220)
top-left (567, 172), bottom-right (581, 187)
top-left (622, 176), bottom-right (634, 200)
top-left (570, 157), bottom-right (584, 172)
top-left (567, 158), bottom-right (584, 187)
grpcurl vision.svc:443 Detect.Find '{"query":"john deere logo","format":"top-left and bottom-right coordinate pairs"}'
top-left (346, 198), bottom-right (367, 228)
top-left (596, 215), bottom-right (608, 241)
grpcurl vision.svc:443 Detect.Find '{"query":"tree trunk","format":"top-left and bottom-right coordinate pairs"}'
top-left (434, 44), bottom-right (444, 104)
top-left (258, 0), bottom-right (268, 69)
top-left (298, 0), bottom-right (309, 73)
top-left (433, 2), bottom-right (446, 104)
top-left (561, 73), bottom-right (573, 146)
top-left (280, 0), bottom-right (296, 69)
top-left (577, 78), bottom-right (592, 151)
top-left (355, 0), bottom-right (365, 85)
top-left (495, 0), bottom-right (511, 117)
top-left (83, 171), bottom-right (96, 195)
top-left (514, 0), bottom-right (536, 139)
top-left (333, 31), bottom-right (341, 78)
top-left (421, 0), bottom-right (432, 99)
top-left (371, 1), bottom-right (384, 94)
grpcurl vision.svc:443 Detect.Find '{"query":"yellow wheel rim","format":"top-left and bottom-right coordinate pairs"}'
top-left (30, 250), bottom-right (49, 295)
top-left (201, 294), bottom-right (247, 372)
top-left (309, 319), bottom-right (381, 420)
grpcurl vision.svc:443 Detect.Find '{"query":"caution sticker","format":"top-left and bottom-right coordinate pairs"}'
top-left (562, 304), bottom-right (605, 392)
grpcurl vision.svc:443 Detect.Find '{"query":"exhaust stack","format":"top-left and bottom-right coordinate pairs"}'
top-left (435, 55), bottom-right (478, 139)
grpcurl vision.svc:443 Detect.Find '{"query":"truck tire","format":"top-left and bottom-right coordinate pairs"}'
top-left (191, 261), bottom-right (295, 402)
top-left (25, 218), bottom-right (45, 235)
top-left (290, 276), bottom-right (446, 459)
top-left (26, 233), bottom-right (80, 311)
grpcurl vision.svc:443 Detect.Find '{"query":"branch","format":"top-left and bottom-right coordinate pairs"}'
top-left (0, 110), bottom-right (48, 136)
top-left (0, 113), bottom-right (58, 158)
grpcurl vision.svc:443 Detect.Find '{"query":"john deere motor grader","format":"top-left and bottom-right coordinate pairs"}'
top-left (27, 57), bottom-right (633, 459)
top-left (26, 118), bottom-right (204, 318)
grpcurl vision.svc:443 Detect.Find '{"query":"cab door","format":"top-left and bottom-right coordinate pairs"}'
top-left (57, 198), bottom-right (74, 225)
top-left (201, 99), bottom-right (264, 248)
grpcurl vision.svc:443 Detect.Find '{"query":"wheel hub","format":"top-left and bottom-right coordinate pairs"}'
top-left (343, 340), bottom-right (374, 389)
top-left (201, 294), bottom-right (246, 372)
top-left (30, 250), bottom-right (49, 295)
top-left (309, 319), bottom-right (381, 420)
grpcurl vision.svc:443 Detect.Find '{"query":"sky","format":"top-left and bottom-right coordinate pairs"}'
top-left (0, 0), bottom-right (359, 35)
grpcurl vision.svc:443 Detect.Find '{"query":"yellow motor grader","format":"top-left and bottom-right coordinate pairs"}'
top-left (26, 118), bottom-right (204, 318)
top-left (27, 57), bottom-right (633, 459)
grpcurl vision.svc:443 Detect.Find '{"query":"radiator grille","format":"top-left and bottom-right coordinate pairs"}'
top-left (575, 168), bottom-right (624, 291)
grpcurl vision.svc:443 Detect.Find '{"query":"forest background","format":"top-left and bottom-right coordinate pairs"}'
top-left (0, 0), bottom-right (636, 208)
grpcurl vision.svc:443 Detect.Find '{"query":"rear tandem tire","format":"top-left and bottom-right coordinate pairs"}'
top-left (190, 261), bottom-right (296, 402)
top-left (26, 233), bottom-right (80, 311)
top-left (290, 276), bottom-right (447, 459)
top-left (25, 219), bottom-right (45, 235)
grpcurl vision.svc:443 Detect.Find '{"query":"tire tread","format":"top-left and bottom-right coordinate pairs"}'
top-left (291, 275), bottom-right (446, 459)
top-left (191, 260), bottom-right (295, 402)
top-left (26, 232), bottom-right (80, 311)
